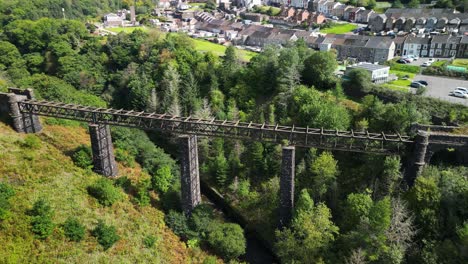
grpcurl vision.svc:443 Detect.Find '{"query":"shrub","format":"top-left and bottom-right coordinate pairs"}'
top-left (91, 220), bottom-right (120, 250)
top-left (29, 198), bottom-right (55, 239)
top-left (115, 148), bottom-right (135, 167)
top-left (22, 135), bottom-right (41, 149)
top-left (207, 223), bottom-right (246, 260)
top-left (152, 165), bottom-right (173, 193)
top-left (164, 210), bottom-right (195, 239)
top-left (202, 256), bottom-right (218, 264)
top-left (63, 217), bottom-right (86, 242)
top-left (72, 145), bottom-right (93, 169)
top-left (87, 178), bottom-right (122, 206)
top-left (143, 235), bottom-right (157, 248)
top-left (189, 205), bottom-right (215, 238)
top-left (0, 182), bottom-right (15, 220)
top-left (134, 178), bottom-right (151, 206)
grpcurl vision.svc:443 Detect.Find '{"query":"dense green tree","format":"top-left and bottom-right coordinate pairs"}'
top-left (408, 0), bottom-right (420, 8)
top-left (87, 178), bottom-right (122, 207)
top-left (343, 68), bottom-right (373, 93)
top-left (302, 51), bottom-right (337, 89)
top-left (310, 151), bottom-right (338, 199)
top-left (63, 217), bottom-right (86, 242)
top-left (392, 0), bottom-right (404, 8)
top-left (29, 198), bottom-right (55, 239)
top-left (207, 223), bottom-right (246, 260)
top-left (91, 220), bottom-right (120, 250)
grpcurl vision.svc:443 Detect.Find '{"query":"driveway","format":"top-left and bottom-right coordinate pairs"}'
top-left (412, 75), bottom-right (468, 106)
top-left (407, 58), bottom-right (451, 67)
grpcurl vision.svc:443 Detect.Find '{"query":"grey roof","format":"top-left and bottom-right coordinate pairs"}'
top-left (405, 36), bottom-right (430, 44)
top-left (431, 35), bottom-right (450, 43)
top-left (348, 63), bottom-right (390, 71)
top-left (365, 37), bottom-right (394, 49)
top-left (461, 35), bottom-right (468, 44)
top-left (447, 36), bottom-right (462, 44)
top-left (361, 10), bottom-right (374, 17)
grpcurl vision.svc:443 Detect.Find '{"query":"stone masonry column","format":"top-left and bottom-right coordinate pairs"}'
top-left (6, 91), bottom-right (42, 133)
top-left (89, 123), bottom-right (118, 177)
top-left (405, 131), bottom-right (429, 187)
top-left (179, 135), bottom-right (201, 215)
top-left (279, 146), bottom-right (295, 229)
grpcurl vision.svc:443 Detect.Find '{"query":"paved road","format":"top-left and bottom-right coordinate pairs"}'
top-left (413, 75), bottom-right (468, 106)
top-left (407, 58), bottom-right (451, 67)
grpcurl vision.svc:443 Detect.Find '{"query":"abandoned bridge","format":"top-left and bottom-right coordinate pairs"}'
top-left (1, 88), bottom-right (467, 227)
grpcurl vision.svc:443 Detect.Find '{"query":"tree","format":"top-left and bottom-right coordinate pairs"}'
top-left (152, 165), bottom-right (173, 193)
top-left (311, 151), bottom-right (338, 199)
top-left (72, 144), bottom-right (93, 169)
top-left (207, 223), bottom-right (246, 260)
top-left (212, 153), bottom-right (228, 187)
top-left (91, 220), bottom-right (120, 250)
top-left (376, 156), bottom-right (401, 198)
top-left (87, 178), bottom-right (122, 206)
top-left (302, 51), bottom-right (337, 89)
top-left (277, 47), bottom-right (301, 93)
top-left (408, 0), bottom-right (420, 8)
top-left (392, 0), bottom-right (404, 8)
top-left (366, 0), bottom-right (377, 9)
top-left (343, 68), bottom-right (373, 94)
top-left (275, 189), bottom-right (339, 263)
top-left (160, 64), bottom-right (181, 116)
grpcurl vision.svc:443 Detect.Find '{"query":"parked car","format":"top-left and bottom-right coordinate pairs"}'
top-left (401, 75), bottom-right (410, 80)
top-left (454, 87), bottom-right (468, 94)
top-left (402, 57), bottom-right (414, 62)
top-left (422, 61), bottom-right (432, 67)
top-left (332, 16), bottom-right (339, 20)
top-left (428, 58), bottom-right (435, 63)
top-left (397, 59), bottom-right (409, 64)
top-left (410, 82), bottom-right (426, 88)
top-left (407, 55), bottom-right (419, 60)
top-left (415, 80), bottom-right (428, 86)
top-left (449, 90), bottom-right (468, 98)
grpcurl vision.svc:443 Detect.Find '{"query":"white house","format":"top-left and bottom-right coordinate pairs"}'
top-left (317, 0), bottom-right (332, 14)
top-left (346, 63), bottom-right (390, 83)
top-left (290, 0), bottom-right (309, 9)
top-left (402, 36), bottom-right (430, 57)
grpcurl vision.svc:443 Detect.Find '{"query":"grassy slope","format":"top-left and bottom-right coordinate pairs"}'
top-left (191, 39), bottom-right (256, 62)
top-left (0, 121), bottom-right (209, 263)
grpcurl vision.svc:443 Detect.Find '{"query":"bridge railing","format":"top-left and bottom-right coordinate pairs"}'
top-left (18, 99), bottom-right (413, 154)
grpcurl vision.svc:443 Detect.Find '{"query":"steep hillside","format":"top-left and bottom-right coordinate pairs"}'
top-left (0, 121), bottom-right (211, 263)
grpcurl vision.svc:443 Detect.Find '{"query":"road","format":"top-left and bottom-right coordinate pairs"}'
top-left (412, 74), bottom-right (468, 106)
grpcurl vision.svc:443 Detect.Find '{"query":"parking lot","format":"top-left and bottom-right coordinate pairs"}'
top-left (412, 75), bottom-right (468, 106)
top-left (405, 57), bottom-right (451, 67)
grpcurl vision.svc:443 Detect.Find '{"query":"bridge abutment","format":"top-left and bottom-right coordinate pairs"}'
top-left (0, 89), bottom-right (42, 133)
top-left (179, 135), bottom-right (201, 215)
top-left (89, 123), bottom-right (118, 177)
top-left (405, 131), bottom-right (429, 187)
top-left (279, 146), bottom-right (295, 228)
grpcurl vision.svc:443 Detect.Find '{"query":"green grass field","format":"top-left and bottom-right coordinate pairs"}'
top-left (107, 26), bottom-right (149, 33)
top-left (320, 23), bottom-right (358, 34)
top-left (380, 70), bottom-right (414, 93)
top-left (451, 59), bottom-right (468, 68)
top-left (192, 39), bottom-right (257, 62)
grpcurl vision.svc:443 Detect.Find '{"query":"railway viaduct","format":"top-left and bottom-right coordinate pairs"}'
top-left (1, 88), bottom-right (467, 227)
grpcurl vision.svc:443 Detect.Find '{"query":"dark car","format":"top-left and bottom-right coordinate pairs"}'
top-left (415, 80), bottom-right (428, 86)
top-left (410, 82), bottom-right (426, 88)
top-left (397, 59), bottom-right (409, 64)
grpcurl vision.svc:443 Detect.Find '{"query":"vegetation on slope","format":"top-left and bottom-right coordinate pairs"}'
top-left (0, 122), bottom-right (211, 263)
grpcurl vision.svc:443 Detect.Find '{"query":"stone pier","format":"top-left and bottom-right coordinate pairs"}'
top-left (0, 89), bottom-right (42, 133)
top-left (89, 123), bottom-right (118, 177)
top-left (279, 146), bottom-right (295, 228)
top-left (179, 135), bottom-right (201, 215)
top-left (405, 131), bottom-right (429, 187)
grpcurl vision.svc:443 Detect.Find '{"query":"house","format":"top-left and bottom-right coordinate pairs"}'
top-left (158, 0), bottom-right (171, 8)
top-left (343, 5), bottom-right (355, 21)
top-left (291, 0), bottom-right (308, 9)
top-left (317, 0), bottom-right (332, 14)
top-left (296, 10), bottom-right (310, 23)
top-left (403, 17), bottom-right (416, 32)
top-left (456, 35), bottom-right (468, 58)
top-left (429, 35), bottom-right (451, 57)
top-left (369, 14), bottom-right (386, 32)
top-left (104, 13), bottom-right (124, 27)
top-left (332, 4), bottom-right (347, 18)
top-left (393, 36), bottom-right (407, 56)
top-left (285, 7), bottom-right (296, 19)
top-left (356, 9), bottom-right (374, 23)
top-left (242, 13), bottom-right (265, 22)
top-left (348, 7), bottom-right (365, 22)
top-left (364, 37), bottom-right (395, 62)
top-left (326, 2), bottom-right (341, 16)
top-left (402, 36), bottom-right (429, 57)
top-left (385, 16), bottom-right (396, 31)
top-left (309, 12), bottom-right (326, 25)
top-left (346, 63), bottom-right (390, 83)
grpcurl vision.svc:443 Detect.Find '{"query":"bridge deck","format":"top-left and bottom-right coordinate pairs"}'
top-left (18, 100), bottom-right (413, 154)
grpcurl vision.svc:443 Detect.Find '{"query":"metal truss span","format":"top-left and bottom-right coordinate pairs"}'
top-left (18, 100), bottom-right (413, 154)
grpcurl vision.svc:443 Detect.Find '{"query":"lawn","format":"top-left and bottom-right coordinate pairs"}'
top-left (380, 70), bottom-right (415, 93)
top-left (320, 23), bottom-right (358, 34)
top-left (451, 59), bottom-right (468, 68)
top-left (188, 3), bottom-right (205, 11)
top-left (107, 26), bottom-right (149, 33)
top-left (191, 38), bottom-right (257, 62)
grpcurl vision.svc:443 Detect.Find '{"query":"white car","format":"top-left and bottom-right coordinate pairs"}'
top-left (454, 87), bottom-right (468, 94)
top-left (422, 61), bottom-right (432, 67)
top-left (402, 56), bottom-right (414, 62)
top-left (428, 58), bottom-right (435, 63)
top-left (407, 55), bottom-right (419, 60)
top-left (449, 90), bottom-right (468, 98)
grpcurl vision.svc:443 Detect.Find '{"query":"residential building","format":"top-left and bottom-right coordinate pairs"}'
top-left (346, 63), bottom-right (390, 83)
top-left (369, 14), bottom-right (386, 32)
top-left (393, 36), bottom-right (407, 56)
top-left (326, 2), bottom-right (341, 15)
top-left (356, 9), bottom-right (374, 23)
top-left (104, 13), bottom-right (124, 27)
top-left (348, 7), bottom-right (364, 22)
top-left (309, 12), bottom-right (326, 25)
top-left (343, 5), bottom-right (355, 21)
top-left (332, 4), bottom-right (346, 18)
top-left (291, 0), bottom-right (308, 9)
top-left (402, 36), bottom-right (429, 57)
top-left (317, 0), bottom-right (332, 14)
top-left (457, 35), bottom-right (468, 58)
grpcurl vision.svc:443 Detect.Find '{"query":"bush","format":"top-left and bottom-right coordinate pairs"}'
top-left (0, 182), bottom-right (15, 220)
top-left (389, 62), bottom-right (420, 74)
top-left (202, 256), bottom-right (218, 264)
top-left (164, 210), bottom-right (192, 239)
top-left (87, 178), bottom-right (122, 206)
top-left (134, 178), bottom-right (151, 206)
top-left (207, 223), bottom-right (246, 260)
top-left (189, 204), bottom-right (215, 238)
top-left (72, 145), bottom-right (93, 169)
top-left (152, 165), bottom-right (173, 193)
top-left (143, 235), bottom-right (157, 248)
top-left (22, 135), bottom-right (41, 149)
top-left (115, 148), bottom-right (135, 167)
top-left (63, 217), bottom-right (86, 242)
top-left (92, 220), bottom-right (120, 250)
top-left (29, 198), bottom-right (55, 239)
